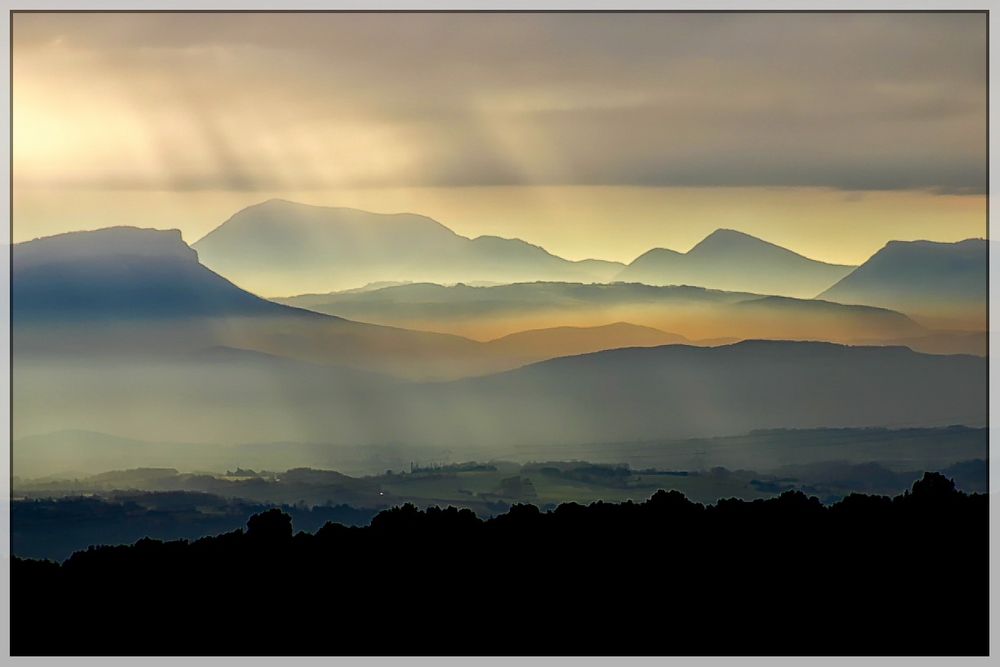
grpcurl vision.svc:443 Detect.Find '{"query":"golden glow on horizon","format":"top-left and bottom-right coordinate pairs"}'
top-left (13, 186), bottom-right (986, 266)
top-left (12, 12), bottom-right (987, 267)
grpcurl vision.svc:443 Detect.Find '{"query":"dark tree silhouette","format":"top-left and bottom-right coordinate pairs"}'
top-left (246, 508), bottom-right (293, 542)
top-left (11, 473), bottom-right (987, 656)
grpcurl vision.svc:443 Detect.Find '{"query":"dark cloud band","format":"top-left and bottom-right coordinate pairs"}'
top-left (13, 12), bottom-right (987, 194)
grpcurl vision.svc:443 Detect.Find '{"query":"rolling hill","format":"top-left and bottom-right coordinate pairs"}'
top-left (419, 340), bottom-right (986, 447)
top-left (483, 322), bottom-right (688, 364)
top-left (14, 338), bottom-right (987, 452)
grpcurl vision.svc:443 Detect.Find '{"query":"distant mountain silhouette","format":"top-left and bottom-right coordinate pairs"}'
top-left (616, 229), bottom-right (855, 297)
top-left (192, 199), bottom-right (625, 295)
top-left (818, 238), bottom-right (987, 329)
top-left (278, 281), bottom-right (925, 344)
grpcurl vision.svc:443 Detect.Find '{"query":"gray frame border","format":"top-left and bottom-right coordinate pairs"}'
top-left (0, 3), bottom-right (995, 664)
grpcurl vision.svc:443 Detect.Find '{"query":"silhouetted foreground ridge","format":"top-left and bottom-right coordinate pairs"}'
top-left (13, 472), bottom-right (986, 655)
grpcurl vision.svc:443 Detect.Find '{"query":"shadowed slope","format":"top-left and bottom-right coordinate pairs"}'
top-left (13, 227), bottom-right (297, 321)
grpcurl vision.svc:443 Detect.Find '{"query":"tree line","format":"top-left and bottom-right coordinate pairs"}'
top-left (12, 472), bottom-right (987, 656)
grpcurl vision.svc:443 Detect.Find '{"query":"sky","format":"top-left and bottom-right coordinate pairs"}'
top-left (12, 12), bottom-right (987, 264)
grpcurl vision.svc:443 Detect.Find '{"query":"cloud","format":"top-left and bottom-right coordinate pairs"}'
top-left (12, 12), bottom-right (987, 193)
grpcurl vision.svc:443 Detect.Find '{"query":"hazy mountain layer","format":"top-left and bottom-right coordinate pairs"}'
top-left (14, 426), bottom-right (987, 484)
top-left (819, 238), bottom-right (987, 329)
top-left (192, 199), bottom-right (625, 296)
top-left (483, 322), bottom-right (688, 364)
top-left (277, 281), bottom-right (927, 346)
top-left (14, 341), bottom-right (986, 454)
top-left (191, 201), bottom-right (860, 299)
top-left (15, 227), bottom-right (673, 380)
top-left (28, 227), bottom-right (924, 388)
top-left (616, 228), bottom-right (855, 297)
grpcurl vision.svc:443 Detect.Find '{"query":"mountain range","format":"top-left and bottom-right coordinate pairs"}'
top-left (12, 224), bottom-right (986, 463)
top-left (277, 281), bottom-right (929, 347)
top-left (12, 227), bottom-right (696, 380)
top-left (190, 199), bottom-right (987, 331)
top-left (192, 199), bottom-right (859, 299)
top-left (15, 225), bottom-right (978, 371)
top-left (192, 199), bottom-right (625, 296)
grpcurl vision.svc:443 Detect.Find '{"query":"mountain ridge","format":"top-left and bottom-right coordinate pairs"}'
top-left (192, 199), bottom-right (627, 296)
top-left (277, 279), bottom-right (927, 346)
top-left (819, 237), bottom-right (987, 329)
top-left (617, 228), bottom-right (856, 297)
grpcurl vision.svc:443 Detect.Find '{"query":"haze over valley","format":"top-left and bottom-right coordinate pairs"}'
top-left (13, 203), bottom-right (987, 459)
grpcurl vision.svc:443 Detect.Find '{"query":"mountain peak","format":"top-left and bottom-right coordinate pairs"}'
top-left (244, 197), bottom-right (316, 213)
top-left (707, 228), bottom-right (760, 241)
top-left (688, 228), bottom-right (776, 254)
